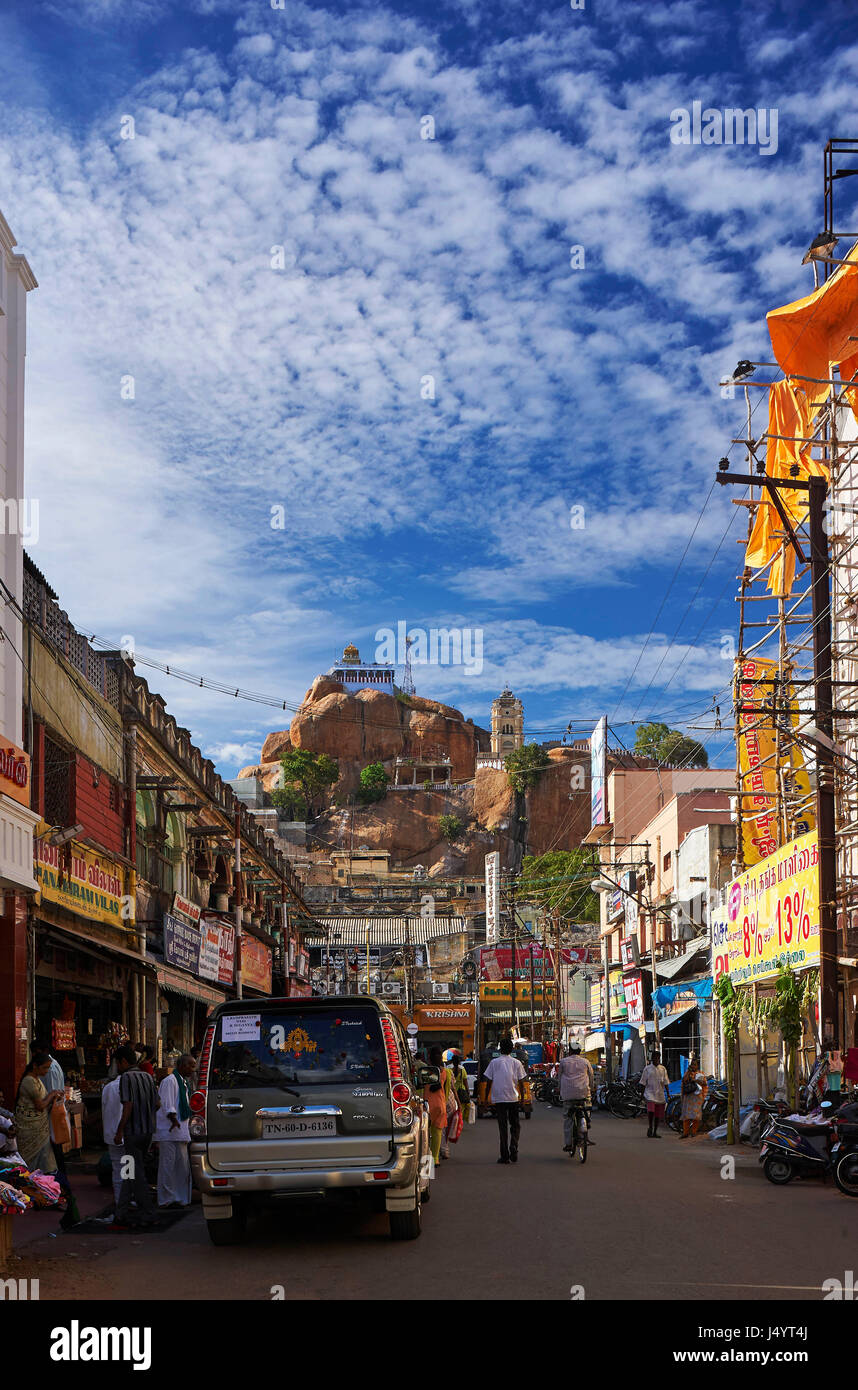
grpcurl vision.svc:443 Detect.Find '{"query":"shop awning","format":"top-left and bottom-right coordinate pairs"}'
top-left (652, 977), bottom-right (713, 1014)
top-left (154, 960), bottom-right (227, 1007)
top-left (657, 1004), bottom-right (697, 1031)
top-left (584, 1032), bottom-right (606, 1051)
top-left (42, 923), bottom-right (156, 973)
top-left (655, 936), bottom-right (709, 981)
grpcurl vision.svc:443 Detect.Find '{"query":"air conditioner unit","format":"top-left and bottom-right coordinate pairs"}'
top-left (380, 982), bottom-right (401, 996)
top-left (432, 982), bottom-right (450, 997)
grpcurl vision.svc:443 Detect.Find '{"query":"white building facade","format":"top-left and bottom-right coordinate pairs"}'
top-left (0, 211), bottom-right (39, 893)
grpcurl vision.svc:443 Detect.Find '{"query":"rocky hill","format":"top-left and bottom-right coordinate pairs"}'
top-left (238, 678), bottom-right (593, 872)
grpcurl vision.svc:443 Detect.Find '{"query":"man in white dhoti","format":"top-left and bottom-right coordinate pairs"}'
top-left (156, 1054), bottom-right (195, 1209)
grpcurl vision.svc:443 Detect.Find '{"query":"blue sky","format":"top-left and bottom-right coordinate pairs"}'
top-left (0, 0), bottom-right (853, 773)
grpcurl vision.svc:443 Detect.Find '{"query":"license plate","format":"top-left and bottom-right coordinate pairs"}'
top-left (262, 1117), bottom-right (337, 1139)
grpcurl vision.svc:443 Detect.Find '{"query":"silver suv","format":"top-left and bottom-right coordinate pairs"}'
top-left (189, 996), bottom-right (436, 1244)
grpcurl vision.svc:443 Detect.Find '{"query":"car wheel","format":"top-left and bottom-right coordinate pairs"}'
top-left (206, 1206), bottom-right (247, 1246)
top-left (389, 1190), bottom-right (422, 1240)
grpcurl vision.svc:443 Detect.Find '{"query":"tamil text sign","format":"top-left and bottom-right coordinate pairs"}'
top-left (712, 830), bottom-right (820, 986)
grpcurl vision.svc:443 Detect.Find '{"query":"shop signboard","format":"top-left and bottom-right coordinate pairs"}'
top-left (0, 739), bottom-right (30, 808)
top-left (35, 824), bottom-right (132, 928)
top-left (163, 911), bottom-right (201, 973)
top-left (589, 978), bottom-right (604, 1024)
top-left (198, 919), bottom-right (222, 981)
top-left (608, 967), bottom-right (627, 1020)
top-left (218, 923), bottom-right (235, 985)
top-left (172, 892), bottom-right (201, 924)
top-left (736, 658), bottom-right (814, 867)
top-left (622, 973), bottom-right (644, 1025)
top-left (479, 944), bottom-right (587, 981)
top-left (242, 933), bottom-right (272, 994)
top-left (619, 934), bottom-right (639, 969)
top-left (590, 716), bottom-right (607, 827)
top-left (51, 1018), bottom-right (76, 1050)
top-left (485, 852), bottom-right (500, 943)
top-left (711, 830), bottom-right (820, 987)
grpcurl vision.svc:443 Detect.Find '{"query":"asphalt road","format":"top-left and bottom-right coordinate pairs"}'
top-left (14, 1103), bottom-right (858, 1300)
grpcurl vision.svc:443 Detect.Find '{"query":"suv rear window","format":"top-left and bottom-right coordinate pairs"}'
top-left (210, 1008), bottom-right (388, 1088)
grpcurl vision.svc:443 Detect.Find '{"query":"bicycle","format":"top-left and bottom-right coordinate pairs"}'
top-left (564, 1099), bottom-right (591, 1163)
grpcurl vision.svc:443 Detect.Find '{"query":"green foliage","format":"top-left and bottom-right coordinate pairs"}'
top-left (357, 762), bottom-right (389, 804)
top-left (633, 721), bottom-right (709, 769)
top-left (769, 963), bottom-right (804, 1048)
top-left (518, 849), bottom-right (600, 923)
top-left (438, 814), bottom-right (463, 841)
top-left (271, 783), bottom-right (307, 820)
top-left (274, 748), bottom-right (339, 817)
top-left (714, 973), bottom-right (743, 1038)
top-left (504, 742), bottom-right (550, 793)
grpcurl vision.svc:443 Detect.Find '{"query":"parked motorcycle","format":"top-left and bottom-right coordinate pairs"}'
top-left (759, 1114), bottom-right (835, 1184)
top-left (831, 1115), bottom-right (858, 1198)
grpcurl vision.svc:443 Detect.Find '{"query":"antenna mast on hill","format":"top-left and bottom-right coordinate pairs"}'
top-left (400, 635), bottom-right (416, 696)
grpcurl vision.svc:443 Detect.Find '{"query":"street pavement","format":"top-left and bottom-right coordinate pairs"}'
top-left (12, 1103), bottom-right (857, 1300)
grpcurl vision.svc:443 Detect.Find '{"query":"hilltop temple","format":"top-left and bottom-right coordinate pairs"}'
top-left (325, 642), bottom-right (397, 693)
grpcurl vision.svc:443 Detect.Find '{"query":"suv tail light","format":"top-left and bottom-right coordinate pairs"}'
top-left (391, 1082), bottom-right (411, 1106)
top-left (189, 1021), bottom-right (216, 1140)
top-left (380, 1017), bottom-right (404, 1081)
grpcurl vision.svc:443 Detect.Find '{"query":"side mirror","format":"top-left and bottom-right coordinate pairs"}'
top-left (414, 1064), bottom-right (440, 1088)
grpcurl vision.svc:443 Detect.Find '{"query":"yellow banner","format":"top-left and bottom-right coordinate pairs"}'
top-left (712, 830), bottom-right (819, 986)
top-left (35, 823), bottom-right (132, 928)
top-left (736, 657), bottom-right (814, 866)
top-left (479, 981), bottom-right (555, 1002)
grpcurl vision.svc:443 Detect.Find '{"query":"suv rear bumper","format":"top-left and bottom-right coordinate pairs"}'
top-left (191, 1136), bottom-right (419, 1218)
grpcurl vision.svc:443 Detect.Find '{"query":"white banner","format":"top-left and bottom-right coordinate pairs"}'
top-left (590, 716), bottom-right (607, 828)
top-left (485, 851), bottom-right (501, 943)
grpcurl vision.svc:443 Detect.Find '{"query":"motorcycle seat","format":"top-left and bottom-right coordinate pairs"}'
top-left (789, 1122), bottom-right (831, 1137)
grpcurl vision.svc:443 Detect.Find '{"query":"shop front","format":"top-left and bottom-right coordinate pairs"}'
top-left (389, 1002), bottom-right (476, 1057)
top-left (241, 929), bottom-right (274, 997)
top-left (151, 907), bottom-right (234, 1054)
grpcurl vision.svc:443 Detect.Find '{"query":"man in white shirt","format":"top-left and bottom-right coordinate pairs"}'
top-left (483, 1036), bottom-right (527, 1165)
top-left (639, 1049), bottom-right (670, 1138)
top-left (558, 1042), bottom-right (594, 1152)
top-left (100, 1075), bottom-right (123, 1206)
top-left (156, 1055), bottom-right (195, 1208)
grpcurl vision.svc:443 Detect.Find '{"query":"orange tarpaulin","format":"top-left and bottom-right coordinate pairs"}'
top-left (745, 377), bottom-right (827, 596)
top-left (767, 242), bottom-right (858, 405)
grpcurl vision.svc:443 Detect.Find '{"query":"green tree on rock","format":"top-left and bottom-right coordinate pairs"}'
top-left (504, 743), bottom-right (550, 793)
top-left (438, 814), bottom-right (463, 841)
top-left (273, 749), bottom-right (339, 818)
top-left (358, 762), bottom-right (389, 804)
top-left (633, 722), bottom-right (708, 768)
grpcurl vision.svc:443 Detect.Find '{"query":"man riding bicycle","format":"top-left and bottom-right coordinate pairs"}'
top-left (558, 1041), bottom-right (594, 1152)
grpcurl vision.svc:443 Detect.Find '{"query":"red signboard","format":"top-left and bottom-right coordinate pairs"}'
top-left (218, 923), bottom-right (235, 985)
top-left (51, 1019), bottom-right (76, 1051)
top-left (241, 933), bottom-right (272, 994)
top-left (479, 944), bottom-right (588, 981)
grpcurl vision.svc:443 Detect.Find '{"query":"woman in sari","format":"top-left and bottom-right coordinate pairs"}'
top-left (424, 1046), bottom-right (450, 1166)
top-left (15, 1053), bottom-right (64, 1172)
top-left (680, 1054), bottom-right (708, 1138)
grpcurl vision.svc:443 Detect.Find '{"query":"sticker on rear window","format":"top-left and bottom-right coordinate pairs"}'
top-left (221, 1014), bottom-right (261, 1042)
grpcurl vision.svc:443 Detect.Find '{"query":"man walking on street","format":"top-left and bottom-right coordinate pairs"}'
top-left (640, 1049), bottom-right (670, 1138)
top-left (156, 1055), bottom-right (195, 1208)
top-left (558, 1041), bottom-right (594, 1151)
top-left (113, 1044), bottom-right (159, 1228)
top-left (484, 1035), bottom-right (526, 1165)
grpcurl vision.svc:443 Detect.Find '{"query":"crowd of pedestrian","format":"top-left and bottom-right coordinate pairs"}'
top-left (11, 1036), bottom-right (201, 1232)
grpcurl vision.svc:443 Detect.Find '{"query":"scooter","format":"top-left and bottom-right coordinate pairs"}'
top-left (831, 1114), bottom-right (858, 1198)
top-left (759, 1109), bottom-right (835, 1185)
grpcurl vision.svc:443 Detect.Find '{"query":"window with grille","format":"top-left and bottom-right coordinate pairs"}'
top-left (44, 736), bottom-right (72, 829)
